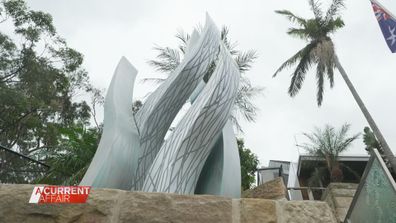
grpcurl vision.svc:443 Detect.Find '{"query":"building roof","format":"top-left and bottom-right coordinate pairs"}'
top-left (297, 154), bottom-right (370, 176)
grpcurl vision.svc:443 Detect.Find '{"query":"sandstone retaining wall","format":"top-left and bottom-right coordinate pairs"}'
top-left (322, 183), bottom-right (358, 222)
top-left (0, 184), bottom-right (337, 223)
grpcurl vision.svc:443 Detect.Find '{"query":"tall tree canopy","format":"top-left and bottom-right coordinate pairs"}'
top-left (0, 0), bottom-right (96, 159)
top-left (275, 0), bottom-right (396, 174)
top-left (274, 0), bottom-right (345, 106)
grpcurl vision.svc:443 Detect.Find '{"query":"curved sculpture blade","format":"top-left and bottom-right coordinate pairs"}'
top-left (132, 14), bottom-right (221, 190)
top-left (142, 44), bottom-right (240, 194)
top-left (80, 57), bottom-right (140, 190)
top-left (194, 121), bottom-right (241, 198)
top-left (189, 80), bottom-right (241, 198)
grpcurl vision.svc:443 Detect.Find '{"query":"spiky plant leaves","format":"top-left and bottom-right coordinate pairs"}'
top-left (274, 0), bottom-right (345, 106)
top-left (146, 26), bottom-right (262, 131)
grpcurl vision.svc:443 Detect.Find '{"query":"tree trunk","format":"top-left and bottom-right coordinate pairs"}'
top-left (335, 57), bottom-right (396, 172)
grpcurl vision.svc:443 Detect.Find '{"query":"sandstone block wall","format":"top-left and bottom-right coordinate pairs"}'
top-left (0, 184), bottom-right (337, 223)
top-left (242, 177), bottom-right (287, 200)
top-left (322, 183), bottom-right (358, 222)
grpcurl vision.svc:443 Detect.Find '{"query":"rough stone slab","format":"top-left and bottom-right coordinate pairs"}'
top-left (331, 188), bottom-right (356, 197)
top-left (334, 197), bottom-right (353, 208)
top-left (322, 183), bottom-right (358, 223)
top-left (240, 199), bottom-right (277, 223)
top-left (335, 207), bottom-right (348, 222)
top-left (118, 192), bottom-right (232, 223)
top-left (277, 200), bottom-right (337, 223)
top-left (0, 184), bottom-right (118, 223)
top-left (242, 177), bottom-right (287, 200)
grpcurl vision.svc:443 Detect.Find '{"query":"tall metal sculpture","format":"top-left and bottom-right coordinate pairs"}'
top-left (81, 14), bottom-right (242, 198)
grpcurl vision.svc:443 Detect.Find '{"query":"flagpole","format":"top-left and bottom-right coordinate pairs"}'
top-left (368, 0), bottom-right (396, 172)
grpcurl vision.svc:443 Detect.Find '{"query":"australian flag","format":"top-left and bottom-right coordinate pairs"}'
top-left (371, 0), bottom-right (396, 53)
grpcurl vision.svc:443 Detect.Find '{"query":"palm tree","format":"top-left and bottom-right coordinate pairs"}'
top-left (274, 0), bottom-right (396, 171)
top-left (298, 123), bottom-right (360, 185)
top-left (146, 26), bottom-right (263, 131)
top-left (38, 123), bottom-right (100, 185)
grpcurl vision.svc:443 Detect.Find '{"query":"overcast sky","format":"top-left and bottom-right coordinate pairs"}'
top-left (27, 0), bottom-right (396, 166)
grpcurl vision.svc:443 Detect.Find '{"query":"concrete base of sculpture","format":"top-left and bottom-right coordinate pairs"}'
top-left (0, 184), bottom-right (338, 223)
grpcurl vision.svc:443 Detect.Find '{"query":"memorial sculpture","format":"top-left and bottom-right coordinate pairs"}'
top-left (80, 14), bottom-right (242, 198)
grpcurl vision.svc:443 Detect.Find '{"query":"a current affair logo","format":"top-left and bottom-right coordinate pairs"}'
top-left (29, 186), bottom-right (91, 204)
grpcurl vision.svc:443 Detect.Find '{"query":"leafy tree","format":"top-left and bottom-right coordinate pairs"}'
top-left (274, 0), bottom-right (396, 172)
top-left (238, 138), bottom-right (259, 190)
top-left (363, 126), bottom-right (381, 154)
top-left (362, 127), bottom-right (395, 177)
top-left (147, 27), bottom-right (263, 132)
top-left (298, 123), bottom-right (360, 186)
top-left (0, 0), bottom-right (97, 159)
top-left (38, 123), bottom-right (101, 185)
top-left (89, 87), bottom-right (105, 130)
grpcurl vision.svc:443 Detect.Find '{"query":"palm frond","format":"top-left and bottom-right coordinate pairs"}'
top-left (326, 17), bottom-right (345, 34)
top-left (235, 50), bottom-right (258, 73)
top-left (275, 10), bottom-right (308, 27)
top-left (221, 26), bottom-right (238, 55)
top-left (287, 28), bottom-right (310, 39)
top-left (308, 0), bottom-right (323, 21)
top-left (300, 123), bottom-right (359, 161)
top-left (325, 0), bottom-right (345, 23)
top-left (273, 43), bottom-right (315, 77)
top-left (148, 60), bottom-right (178, 73)
top-left (326, 58), bottom-right (335, 87)
top-left (147, 46), bottom-right (180, 73)
top-left (146, 26), bottom-right (260, 132)
top-left (288, 42), bottom-right (317, 97)
top-left (338, 123), bottom-right (351, 139)
top-left (229, 114), bottom-right (244, 133)
top-left (233, 78), bottom-right (264, 123)
top-left (175, 30), bottom-right (190, 54)
top-left (337, 134), bottom-right (360, 154)
top-left (311, 39), bottom-right (336, 102)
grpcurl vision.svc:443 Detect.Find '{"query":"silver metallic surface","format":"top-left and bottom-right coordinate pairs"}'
top-left (80, 15), bottom-right (242, 198)
top-left (80, 57), bottom-right (140, 190)
top-left (142, 44), bottom-right (240, 194)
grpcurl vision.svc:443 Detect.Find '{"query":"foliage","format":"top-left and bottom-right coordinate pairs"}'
top-left (132, 100), bottom-right (142, 115)
top-left (298, 123), bottom-right (360, 185)
top-left (362, 127), bottom-right (395, 177)
top-left (274, 0), bottom-right (345, 106)
top-left (0, 144), bottom-right (49, 183)
top-left (37, 123), bottom-right (100, 185)
top-left (363, 126), bottom-right (382, 153)
top-left (147, 26), bottom-right (263, 132)
top-left (238, 138), bottom-right (259, 190)
top-left (0, 0), bottom-right (99, 158)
